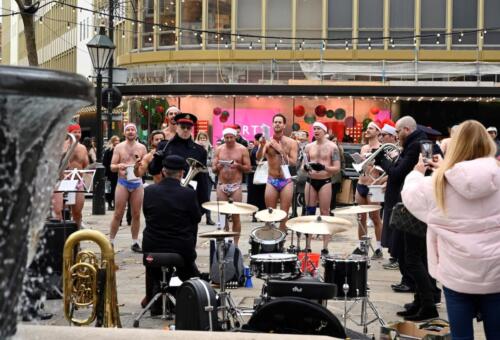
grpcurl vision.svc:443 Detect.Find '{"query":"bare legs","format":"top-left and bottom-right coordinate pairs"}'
top-left (110, 183), bottom-right (143, 242)
top-left (216, 186), bottom-right (243, 245)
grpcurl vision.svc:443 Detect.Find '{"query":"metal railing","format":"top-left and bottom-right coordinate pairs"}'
top-left (126, 60), bottom-right (500, 86)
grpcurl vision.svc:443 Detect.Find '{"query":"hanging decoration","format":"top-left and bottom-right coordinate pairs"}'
top-left (155, 105), bottom-right (165, 115)
top-left (219, 110), bottom-right (230, 123)
top-left (293, 105), bottom-right (305, 117)
top-left (304, 113), bottom-right (316, 124)
top-left (344, 116), bottom-right (357, 128)
top-left (292, 123), bottom-right (300, 131)
top-left (213, 107), bottom-right (222, 116)
top-left (315, 105), bottom-right (327, 117)
top-left (334, 108), bottom-right (346, 120)
top-left (370, 107), bottom-right (380, 115)
top-left (376, 109), bottom-right (392, 122)
top-left (221, 110), bottom-right (230, 118)
top-left (326, 109), bottom-right (335, 118)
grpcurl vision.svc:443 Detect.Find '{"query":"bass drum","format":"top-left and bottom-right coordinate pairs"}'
top-left (249, 226), bottom-right (286, 255)
top-left (244, 297), bottom-right (346, 338)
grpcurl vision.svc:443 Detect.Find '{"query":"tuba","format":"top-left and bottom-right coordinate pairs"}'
top-left (353, 143), bottom-right (400, 182)
top-left (63, 230), bottom-right (121, 327)
top-left (181, 157), bottom-right (207, 187)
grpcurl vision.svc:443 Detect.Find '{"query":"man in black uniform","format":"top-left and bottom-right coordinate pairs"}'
top-left (149, 113), bottom-right (209, 207)
top-left (142, 155), bottom-right (202, 312)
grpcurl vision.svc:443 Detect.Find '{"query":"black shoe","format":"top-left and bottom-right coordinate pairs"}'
top-left (321, 249), bottom-right (329, 256)
top-left (397, 304), bottom-right (420, 317)
top-left (392, 283), bottom-right (415, 293)
top-left (404, 306), bottom-right (439, 322)
top-left (131, 243), bottom-right (142, 253)
top-left (371, 248), bottom-right (383, 260)
top-left (206, 216), bottom-right (216, 226)
top-left (352, 247), bottom-right (364, 255)
top-left (404, 302), bottom-right (418, 310)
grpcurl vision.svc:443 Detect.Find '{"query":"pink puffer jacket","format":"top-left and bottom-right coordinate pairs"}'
top-left (402, 157), bottom-right (500, 295)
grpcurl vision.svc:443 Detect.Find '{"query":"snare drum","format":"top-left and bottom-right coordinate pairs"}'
top-left (249, 226), bottom-right (286, 255)
top-left (250, 253), bottom-right (299, 280)
top-left (322, 254), bottom-right (367, 298)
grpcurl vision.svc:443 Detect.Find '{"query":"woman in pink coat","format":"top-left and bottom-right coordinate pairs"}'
top-left (402, 120), bottom-right (500, 340)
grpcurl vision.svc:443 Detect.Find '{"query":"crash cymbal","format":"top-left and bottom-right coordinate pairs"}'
top-left (199, 229), bottom-right (240, 238)
top-left (255, 208), bottom-right (287, 222)
top-left (286, 215), bottom-right (351, 235)
top-left (332, 204), bottom-right (382, 215)
top-left (202, 200), bottom-right (258, 215)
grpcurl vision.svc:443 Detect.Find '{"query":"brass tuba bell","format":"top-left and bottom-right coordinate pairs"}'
top-left (63, 230), bottom-right (121, 327)
top-left (181, 157), bottom-right (207, 187)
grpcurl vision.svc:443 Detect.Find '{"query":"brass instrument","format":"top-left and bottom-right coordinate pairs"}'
top-left (181, 157), bottom-right (207, 187)
top-left (63, 230), bottom-right (121, 327)
top-left (353, 143), bottom-right (400, 182)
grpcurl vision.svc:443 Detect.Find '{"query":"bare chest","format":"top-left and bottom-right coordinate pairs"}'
top-left (308, 143), bottom-right (333, 162)
top-left (219, 147), bottom-right (243, 162)
top-left (119, 144), bottom-right (143, 164)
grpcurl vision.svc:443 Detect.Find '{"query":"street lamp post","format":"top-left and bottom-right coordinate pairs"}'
top-left (87, 26), bottom-right (115, 215)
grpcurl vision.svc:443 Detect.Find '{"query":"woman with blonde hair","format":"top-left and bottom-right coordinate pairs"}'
top-left (402, 120), bottom-right (500, 339)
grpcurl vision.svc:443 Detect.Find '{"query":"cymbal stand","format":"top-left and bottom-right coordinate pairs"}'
top-left (357, 214), bottom-right (375, 256)
top-left (215, 235), bottom-right (243, 330)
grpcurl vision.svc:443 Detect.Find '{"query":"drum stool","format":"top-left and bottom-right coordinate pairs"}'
top-left (133, 253), bottom-right (185, 327)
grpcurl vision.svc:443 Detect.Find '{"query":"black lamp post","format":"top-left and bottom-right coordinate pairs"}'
top-left (87, 26), bottom-right (115, 215)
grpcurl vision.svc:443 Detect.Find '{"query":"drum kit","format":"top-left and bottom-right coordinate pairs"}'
top-left (200, 200), bottom-right (385, 334)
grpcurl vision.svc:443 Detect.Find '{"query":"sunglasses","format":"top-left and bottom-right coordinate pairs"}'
top-left (180, 124), bottom-right (193, 130)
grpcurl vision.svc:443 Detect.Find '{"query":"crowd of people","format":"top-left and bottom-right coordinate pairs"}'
top-left (54, 110), bottom-right (500, 337)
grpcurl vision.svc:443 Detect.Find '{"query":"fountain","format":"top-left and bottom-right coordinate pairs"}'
top-left (0, 65), bottom-right (93, 338)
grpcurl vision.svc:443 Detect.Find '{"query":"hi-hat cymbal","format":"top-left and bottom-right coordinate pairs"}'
top-left (199, 229), bottom-right (240, 239)
top-left (202, 201), bottom-right (258, 215)
top-left (286, 215), bottom-right (351, 235)
top-left (255, 208), bottom-right (287, 222)
top-left (332, 205), bottom-right (382, 215)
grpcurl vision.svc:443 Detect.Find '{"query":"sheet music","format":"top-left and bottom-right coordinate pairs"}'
top-left (350, 152), bottom-right (364, 164)
top-left (56, 168), bottom-right (96, 192)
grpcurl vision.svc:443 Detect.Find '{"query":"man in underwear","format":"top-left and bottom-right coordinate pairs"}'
top-left (256, 113), bottom-right (298, 232)
top-left (303, 122), bottom-right (341, 255)
top-left (109, 123), bottom-right (148, 252)
top-left (134, 130), bottom-right (165, 183)
top-left (353, 122), bottom-right (384, 259)
top-left (212, 127), bottom-right (251, 245)
top-left (162, 106), bottom-right (180, 141)
top-left (52, 124), bottom-right (89, 228)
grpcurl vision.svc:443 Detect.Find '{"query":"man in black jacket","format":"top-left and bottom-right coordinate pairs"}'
top-left (149, 113), bottom-right (209, 208)
top-left (377, 116), bottom-right (439, 321)
top-left (142, 155), bottom-right (202, 312)
top-left (378, 116), bottom-right (424, 293)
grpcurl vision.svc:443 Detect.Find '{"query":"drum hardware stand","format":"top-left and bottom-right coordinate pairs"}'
top-left (357, 214), bottom-right (376, 256)
top-left (215, 235), bottom-right (244, 330)
top-left (338, 255), bottom-right (384, 334)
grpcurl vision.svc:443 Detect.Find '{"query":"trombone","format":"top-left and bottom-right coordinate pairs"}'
top-left (352, 143), bottom-right (400, 182)
top-left (63, 230), bottom-right (121, 327)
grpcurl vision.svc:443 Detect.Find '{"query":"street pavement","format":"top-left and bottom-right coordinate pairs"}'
top-left (25, 187), bottom-right (486, 339)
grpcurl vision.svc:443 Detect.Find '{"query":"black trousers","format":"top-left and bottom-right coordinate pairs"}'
top-left (404, 233), bottom-right (436, 308)
top-left (145, 260), bottom-right (200, 312)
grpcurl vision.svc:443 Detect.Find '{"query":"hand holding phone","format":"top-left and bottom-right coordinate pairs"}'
top-left (420, 140), bottom-right (433, 163)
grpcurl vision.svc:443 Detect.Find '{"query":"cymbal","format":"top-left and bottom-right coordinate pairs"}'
top-left (332, 204), bottom-right (382, 215)
top-left (286, 215), bottom-right (351, 235)
top-left (255, 208), bottom-right (287, 222)
top-left (199, 229), bottom-right (240, 239)
top-left (202, 201), bottom-right (258, 215)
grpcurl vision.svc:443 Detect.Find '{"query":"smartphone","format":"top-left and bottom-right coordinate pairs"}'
top-left (261, 124), bottom-right (270, 141)
top-left (420, 140), bottom-right (433, 162)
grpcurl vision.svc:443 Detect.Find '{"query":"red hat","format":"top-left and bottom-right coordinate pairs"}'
top-left (67, 124), bottom-right (81, 133)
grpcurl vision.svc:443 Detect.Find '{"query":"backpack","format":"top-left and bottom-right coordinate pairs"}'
top-left (209, 240), bottom-right (245, 286)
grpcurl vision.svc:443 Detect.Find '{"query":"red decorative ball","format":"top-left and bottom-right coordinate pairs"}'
top-left (293, 105), bottom-right (305, 117)
top-left (221, 110), bottom-right (230, 117)
top-left (213, 107), bottom-right (222, 116)
top-left (370, 107), bottom-right (380, 115)
top-left (315, 105), bottom-right (327, 117)
top-left (219, 115), bottom-right (228, 123)
top-left (155, 105), bottom-right (165, 114)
